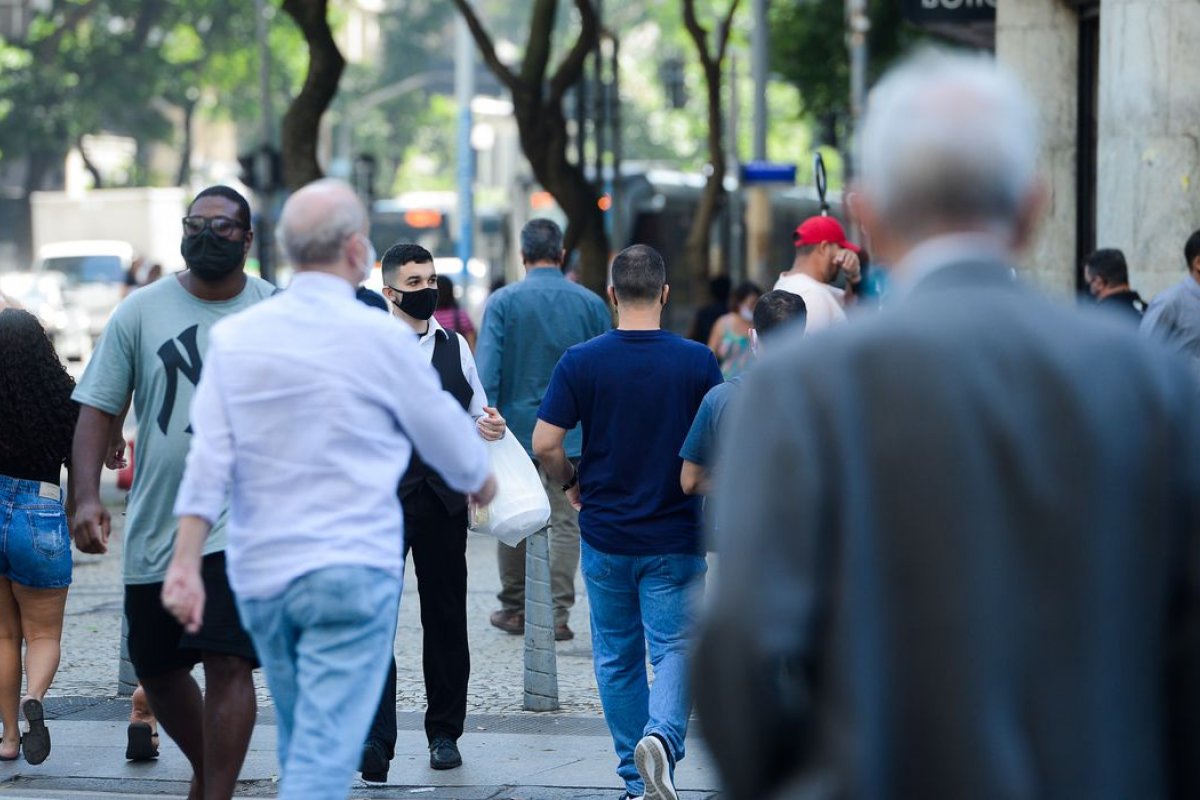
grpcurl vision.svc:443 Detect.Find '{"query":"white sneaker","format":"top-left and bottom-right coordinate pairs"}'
top-left (618, 794), bottom-right (644, 800)
top-left (635, 734), bottom-right (678, 800)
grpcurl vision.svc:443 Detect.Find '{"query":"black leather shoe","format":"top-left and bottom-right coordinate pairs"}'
top-left (429, 736), bottom-right (462, 770)
top-left (359, 739), bottom-right (390, 783)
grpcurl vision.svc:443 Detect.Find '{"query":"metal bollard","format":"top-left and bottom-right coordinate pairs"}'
top-left (523, 525), bottom-right (559, 711)
top-left (117, 616), bottom-right (136, 697)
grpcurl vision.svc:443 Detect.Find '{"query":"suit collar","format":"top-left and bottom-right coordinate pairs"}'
top-left (890, 233), bottom-right (1019, 301)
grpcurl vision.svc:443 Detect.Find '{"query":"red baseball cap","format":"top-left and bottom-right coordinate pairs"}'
top-left (792, 215), bottom-right (861, 253)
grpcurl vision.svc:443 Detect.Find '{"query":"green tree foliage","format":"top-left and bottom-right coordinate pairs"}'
top-left (769, 0), bottom-right (923, 147)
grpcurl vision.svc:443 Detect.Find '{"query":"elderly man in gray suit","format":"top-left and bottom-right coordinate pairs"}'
top-left (694, 51), bottom-right (1200, 800)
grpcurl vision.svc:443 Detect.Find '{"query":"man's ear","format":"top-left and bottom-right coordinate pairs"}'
top-left (661, 284), bottom-right (671, 306)
top-left (607, 286), bottom-right (618, 308)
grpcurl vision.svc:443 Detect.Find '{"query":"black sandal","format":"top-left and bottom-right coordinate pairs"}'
top-left (20, 698), bottom-right (49, 765)
top-left (125, 722), bottom-right (159, 761)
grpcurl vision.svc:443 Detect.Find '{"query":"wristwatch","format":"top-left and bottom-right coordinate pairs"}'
top-left (562, 469), bottom-right (578, 492)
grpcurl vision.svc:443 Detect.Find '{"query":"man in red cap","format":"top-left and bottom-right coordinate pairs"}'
top-left (774, 215), bottom-right (861, 331)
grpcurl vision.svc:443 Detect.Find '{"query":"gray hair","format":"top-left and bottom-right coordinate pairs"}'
top-left (520, 218), bottom-right (563, 264)
top-left (276, 179), bottom-right (368, 266)
top-left (856, 50), bottom-right (1039, 237)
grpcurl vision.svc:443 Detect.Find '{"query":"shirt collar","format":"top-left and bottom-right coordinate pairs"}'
top-left (889, 233), bottom-right (1016, 300)
top-left (416, 314), bottom-right (450, 344)
top-left (525, 266), bottom-right (565, 280)
top-left (287, 270), bottom-right (356, 299)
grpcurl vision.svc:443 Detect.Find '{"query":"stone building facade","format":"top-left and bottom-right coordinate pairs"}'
top-left (996, 0), bottom-right (1200, 300)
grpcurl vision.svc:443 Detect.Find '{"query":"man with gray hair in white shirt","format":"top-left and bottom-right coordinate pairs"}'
top-left (161, 179), bottom-right (495, 799)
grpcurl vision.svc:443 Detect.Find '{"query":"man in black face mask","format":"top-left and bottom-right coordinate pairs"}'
top-left (71, 185), bottom-right (274, 799)
top-left (358, 243), bottom-right (505, 781)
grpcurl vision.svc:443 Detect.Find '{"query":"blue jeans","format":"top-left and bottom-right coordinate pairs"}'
top-left (0, 474), bottom-right (71, 589)
top-left (580, 541), bottom-right (707, 796)
top-left (237, 566), bottom-right (400, 799)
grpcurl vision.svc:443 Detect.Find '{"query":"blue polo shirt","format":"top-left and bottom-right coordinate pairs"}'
top-left (538, 329), bottom-right (722, 555)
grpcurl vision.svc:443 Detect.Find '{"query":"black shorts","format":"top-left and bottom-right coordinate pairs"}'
top-left (125, 551), bottom-right (259, 680)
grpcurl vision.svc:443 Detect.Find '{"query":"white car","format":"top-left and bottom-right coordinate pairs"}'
top-left (0, 270), bottom-right (92, 362)
top-left (35, 240), bottom-right (133, 343)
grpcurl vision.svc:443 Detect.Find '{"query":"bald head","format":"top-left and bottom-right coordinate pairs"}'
top-left (277, 179), bottom-right (368, 269)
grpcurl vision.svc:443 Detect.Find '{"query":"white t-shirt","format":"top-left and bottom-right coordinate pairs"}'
top-left (773, 273), bottom-right (847, 332)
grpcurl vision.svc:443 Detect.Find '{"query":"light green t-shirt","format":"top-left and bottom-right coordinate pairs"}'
top-left (73, 274), bottom-right (276, 584)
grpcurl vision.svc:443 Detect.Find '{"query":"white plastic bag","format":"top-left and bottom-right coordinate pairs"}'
top-left (468, 430), bottom-right (551, 546)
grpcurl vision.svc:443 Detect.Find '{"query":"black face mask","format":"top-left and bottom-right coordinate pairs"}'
top-left (181, 229), bottom-right (245, 281)
top-left (390, 287), bottom-right (438, 321)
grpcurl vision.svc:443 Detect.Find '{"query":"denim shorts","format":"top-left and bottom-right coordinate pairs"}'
top-left (0, 474), bottom-right (72, 589)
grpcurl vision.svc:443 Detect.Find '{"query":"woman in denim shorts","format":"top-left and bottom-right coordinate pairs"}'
top-left (0, 308), bottom-right (80, 765)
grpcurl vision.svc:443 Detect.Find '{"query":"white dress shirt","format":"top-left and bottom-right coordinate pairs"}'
top-left (773, 272), bottom-right (848, 332)
top-left (174, 271), bottom-right (490, 600)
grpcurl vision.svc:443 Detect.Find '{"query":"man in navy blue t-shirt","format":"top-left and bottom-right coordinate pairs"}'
top-left (533, 245), bottom-right (722, 800)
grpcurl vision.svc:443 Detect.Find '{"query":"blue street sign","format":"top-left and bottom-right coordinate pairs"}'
top-left (740, 161), bottom-right (797, 185)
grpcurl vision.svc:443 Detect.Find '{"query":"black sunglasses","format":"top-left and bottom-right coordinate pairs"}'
top-left (182, 215), bottom-right (247, 239)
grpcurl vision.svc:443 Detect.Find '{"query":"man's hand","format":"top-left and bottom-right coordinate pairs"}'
top-left (161, 560), bottom-right (205, 634)
top-left (105, 436), bottom-right (128, 470)
top-left (835, 248), bottom-right (862, 284)
top-left (476, 407), bottom-right (507, 442)
top-left (71, 498), bottom-right (111, 554)
top-left (470, 473), bottom-right (498, 508)
top-left (566, 482), bottom-right (581, 511)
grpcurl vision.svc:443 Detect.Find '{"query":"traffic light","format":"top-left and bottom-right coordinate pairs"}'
top-left (238, 145), bottom-right (282, 194)
top-left (659, 57), bottom-right (688, 110)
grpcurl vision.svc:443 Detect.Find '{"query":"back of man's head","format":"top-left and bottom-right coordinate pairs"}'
top-left (277, 179), bottom-right (366, 268)
top-left (521, 218), bottom-right (564, 266)
top-left (1185, 229), bottom-right (1200, 271)
top-left (611, 245), bottom-right (666, 304)
top-left (381, 242), bottom-right (433, 284)
top-left (753, 290), bottom-right (807, 341)
top-left (1085, 248), bottom-right (1129, 288)
top-left (857, 50), bottom-right (1039, 246)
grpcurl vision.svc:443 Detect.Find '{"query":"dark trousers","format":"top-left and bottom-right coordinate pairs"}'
top-left (367, 485), bottom-right (470, 754)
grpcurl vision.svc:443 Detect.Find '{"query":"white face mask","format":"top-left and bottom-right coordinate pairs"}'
top-left (739, 305), bottom-right (754, 323)
top-left (356, 234), bottom-right (376, 285)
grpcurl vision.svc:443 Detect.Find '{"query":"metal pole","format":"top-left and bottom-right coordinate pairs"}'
top-left (254, 0), bottom-right (276, 284)
top-left (751, 0), bottom-right (768, 161)
top-left (609, 35), bottom-right (622, 248)
top-left (455, 16), bottom-right (475, 280)
top-left (846, 0), bottom-right (870, 179)
top-left (728, 52), bottom-right (743, 283)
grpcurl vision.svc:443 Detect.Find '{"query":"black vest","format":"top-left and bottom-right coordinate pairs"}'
top-left (398, 328), bottom-right (474, 514)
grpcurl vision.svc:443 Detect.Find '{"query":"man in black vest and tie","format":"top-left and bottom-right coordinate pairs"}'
top-left (359, 243), bottom-right (506, 781)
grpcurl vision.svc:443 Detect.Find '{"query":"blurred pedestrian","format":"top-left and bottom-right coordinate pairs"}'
top-left (71, 185), bottom-right (274, 799)
top-left (0, 308), bottom-right (78, 765)
top-left (696, 51), bottom-right (1200, 800)
top-left (1140, 228), bottom-right (1200, 378)
top-left (774, 216), bottom-right (861, 331)
top-left (1084, 248), bottom-right (1144, 321)
top-left (687, 275), bottom-right (732, 344)
top-left (162, 180), bottom-right (495, 799)
top-left (358, 244), bottom-right (505, 781)
top-left (533, 245), bottom-right (721, 800)
top-left (680, 290), bottom-right (807, 497)
top-left (706, 281), bottom-right (761, 378)
top-left (477, 218), bottom-right (611, 641)
top-left (433, 274), bottom-right (477, 350)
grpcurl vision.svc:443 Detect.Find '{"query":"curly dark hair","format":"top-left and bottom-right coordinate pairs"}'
top-left (0, 309), bottom-right (78, 472)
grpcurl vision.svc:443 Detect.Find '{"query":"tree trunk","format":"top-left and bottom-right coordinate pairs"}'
top-left (280, 0), bottom-right (346, 190)
top-left (453, 0), bottom-right (609, 294)
top-left (176, 99), bottom-right (195, 187)
top-left (683, 58), bottom-right (726, 285)
top-left (76, 136), bottom-right (104, 189)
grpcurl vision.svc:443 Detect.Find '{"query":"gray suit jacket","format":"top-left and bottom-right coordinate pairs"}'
top-left (695, 259), bottom-right (1200, 800)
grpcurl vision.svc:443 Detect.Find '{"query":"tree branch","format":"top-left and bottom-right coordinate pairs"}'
top-left (548, 0), bottom-right (599, 106)
top-left (681, 0), bottom-right (712, 68)
top-left (520, 0), bottom-right (556, 86)
top-left (33, 0), bottom-right (102, 59)
top-left (449, 0), bottom-right (520, 92)
top-left (716, 0), bottom-right (743, 64)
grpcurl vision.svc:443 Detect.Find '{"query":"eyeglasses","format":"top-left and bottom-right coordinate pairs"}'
top-left (182, 215), bottom-right (246, 239)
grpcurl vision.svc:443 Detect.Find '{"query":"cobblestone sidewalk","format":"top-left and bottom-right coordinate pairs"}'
top-left (55, 483), bottom-right (603, 716)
